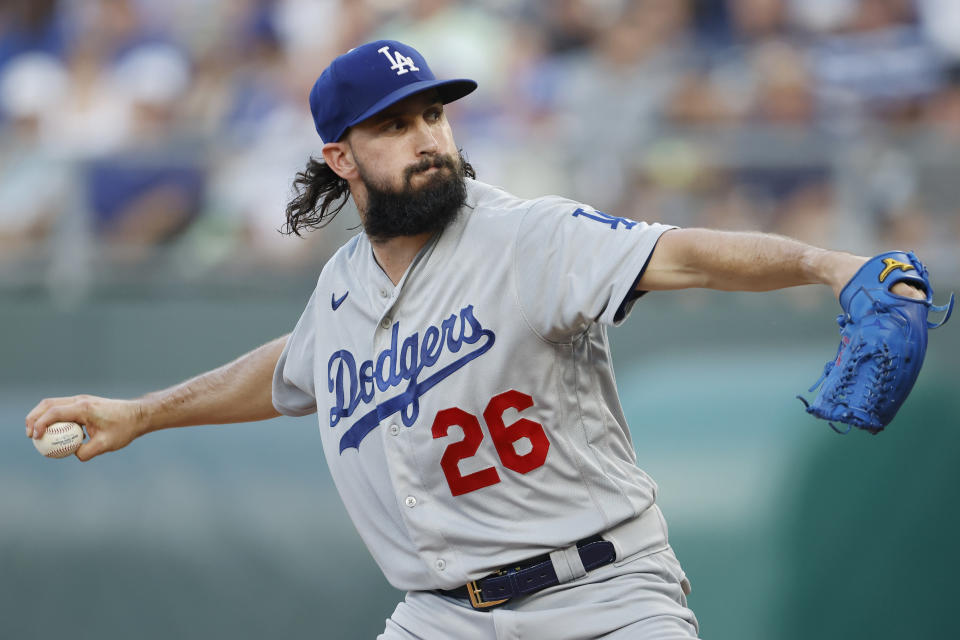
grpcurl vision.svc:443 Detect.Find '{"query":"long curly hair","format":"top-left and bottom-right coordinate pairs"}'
top-left (283, 153), bottom-right (476, 236)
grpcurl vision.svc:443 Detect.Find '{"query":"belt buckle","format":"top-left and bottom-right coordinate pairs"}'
top-left (466, 579), bottom-right (509, 609)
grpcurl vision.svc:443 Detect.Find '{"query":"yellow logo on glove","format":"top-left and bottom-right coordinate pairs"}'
top-left (878, 258), bottom-right (914, 283)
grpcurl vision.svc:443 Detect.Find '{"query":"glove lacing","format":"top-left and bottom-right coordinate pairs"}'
top-left (797, 312), bottom-right (864, 435)
top-left (801, 306), bottom-right (899, 435)
top-left (863, 344), bottom-right (897, 431)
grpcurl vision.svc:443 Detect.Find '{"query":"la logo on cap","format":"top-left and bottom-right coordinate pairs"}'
top-left (378, 46), bottom-right (420, 76)
top-left (308, 40), bottom-right (477, 142)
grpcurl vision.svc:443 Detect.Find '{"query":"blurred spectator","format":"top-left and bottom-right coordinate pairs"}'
top-left (729, 0), bottom-right (787, 42)
top-left (691, 0), bottom-right (795, 124)
top-left (0, 0), bottom-right (65, 73)
top-left (185, 0), bottom-right (341, 270)
top-left (195, 91), bottom-right (338, 271)
top-left (65, 0), bottom-right (164, 60)
top-left (82, 43), bottom-right (205, 260)
top-left (786, 0), bottom-right (859, 33)
top-left (217, 9), bottom-right (291, 145)
top-left (863, 150), bottom-right (928, 249)
top-left (738, 40), bottom-right (834, 244)
top-left (48, 39), bottom-right (132, 157)
top-left (461, 19), bottom-right (569, 196)
top-left (556, 0), bottom-right (696, 212)
top-left (178, 1), bottom-right (294, 139)
top-left (199, 132), bottom-right (343, 272)
top-left (528, 0), bottom-right (609, 55)
top-left (918, 0), bottom-right (960, 62)
top-left (808, 0), bottom-right (944, 126)
top-left (925, 66), bottom-right (960, 139)
top-left (0, 53), bottom-right (72, 262)
top-left (275, 0), bottom-right (377, 58)
top-left (749, 40), bottom-right (815, 125)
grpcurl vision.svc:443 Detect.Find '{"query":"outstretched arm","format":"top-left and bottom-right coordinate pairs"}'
top-left (25, 335), bottom-right (288, 461)
top-left (638, 229), bottom-right (922, 299)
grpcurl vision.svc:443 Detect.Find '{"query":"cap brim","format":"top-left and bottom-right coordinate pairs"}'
top-left (337, 78), bottom-right (477, 141)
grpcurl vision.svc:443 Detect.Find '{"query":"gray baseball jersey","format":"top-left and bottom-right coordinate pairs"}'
top-left (272, 178), bottom-right (674, 592)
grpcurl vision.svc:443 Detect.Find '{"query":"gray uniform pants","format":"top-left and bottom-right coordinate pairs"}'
top-left (378, 544), bottom-right (699, 639)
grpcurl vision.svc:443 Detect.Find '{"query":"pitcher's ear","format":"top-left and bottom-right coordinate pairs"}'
top-left (322, 141), bottom-right (358, 180)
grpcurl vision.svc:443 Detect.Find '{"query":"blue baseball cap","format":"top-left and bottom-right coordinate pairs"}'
top-left (309, 40), bottom-right (477, 143)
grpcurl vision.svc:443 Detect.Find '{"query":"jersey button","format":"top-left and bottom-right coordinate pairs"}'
top-left (389, 424), bottom-right (400, 436)
top-left (380, 316), bottom-right (392, 329)
top-left (379, 288), bottom-right (389, 298)
top-left (404, 496), bottom-right (417, 508)
top-left (434, 559), bottom-right (446, 571)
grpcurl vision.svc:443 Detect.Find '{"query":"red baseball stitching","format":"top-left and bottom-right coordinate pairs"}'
top-left (42, 423), bottom-right (82, 457)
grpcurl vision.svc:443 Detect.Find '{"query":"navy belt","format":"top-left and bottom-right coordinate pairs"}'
top-left (439, 535), bottom-right (615, 610)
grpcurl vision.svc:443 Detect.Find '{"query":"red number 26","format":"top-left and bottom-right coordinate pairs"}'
top-left (431, 390), bottom-right (550, 496)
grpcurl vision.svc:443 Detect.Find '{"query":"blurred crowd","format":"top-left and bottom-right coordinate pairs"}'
top-left (1, 0), bottom-right (959, 289)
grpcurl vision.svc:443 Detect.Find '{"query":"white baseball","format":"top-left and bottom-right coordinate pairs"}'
top-left (33, 422), bottom-right (85, 459)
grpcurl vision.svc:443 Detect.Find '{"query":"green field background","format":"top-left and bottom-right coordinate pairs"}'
top-left (2, 285), bottom-right (958, 639)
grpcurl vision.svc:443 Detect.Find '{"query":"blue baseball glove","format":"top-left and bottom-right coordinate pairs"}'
top-left (799, 250), bottom-right (954, 434)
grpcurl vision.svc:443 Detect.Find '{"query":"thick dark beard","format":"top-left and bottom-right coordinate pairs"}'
top-left (356, 152), bottom-right (468, 241)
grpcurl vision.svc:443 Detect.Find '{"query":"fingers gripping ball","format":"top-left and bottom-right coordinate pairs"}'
top-left (799, 250), bottom-right (955, 434)
top-left (33, 422), bottom-right (85, 458)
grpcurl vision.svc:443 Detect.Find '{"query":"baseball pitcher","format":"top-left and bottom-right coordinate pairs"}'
top-left (25, 41), bottom-right (952, 639)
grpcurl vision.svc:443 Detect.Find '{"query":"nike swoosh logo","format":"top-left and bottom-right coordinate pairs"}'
top-left (331, 291), bottom-right (349, 310)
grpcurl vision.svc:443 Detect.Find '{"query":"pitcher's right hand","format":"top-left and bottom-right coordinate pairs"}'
top-left (26, 396), bottom-right (146, 461)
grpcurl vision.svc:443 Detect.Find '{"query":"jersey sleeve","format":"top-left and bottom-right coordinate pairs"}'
top-left (272, 288), bottom-right (319, 417)
top-left (514, 198), bottom-right (675, 342)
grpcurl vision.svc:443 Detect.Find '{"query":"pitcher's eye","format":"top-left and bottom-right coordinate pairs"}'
top-left (382, 119), bottom-right (405, 133)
